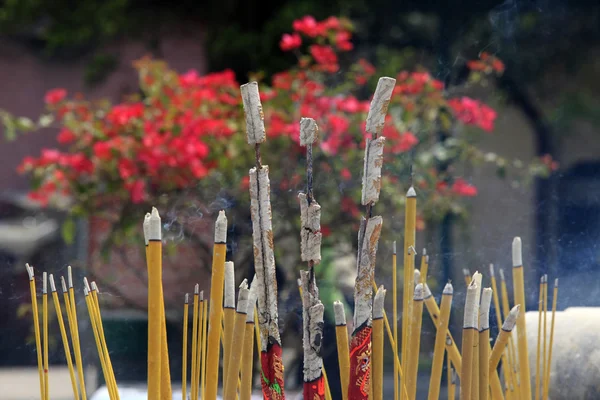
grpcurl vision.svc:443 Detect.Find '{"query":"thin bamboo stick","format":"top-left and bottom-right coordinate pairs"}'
top-left (489, 306), bottom-right (520, 375)
top-left (67, 267), bottom-right (87, 400)
top-left (428, 283), bottom-right (453, 400)
top-left (479, 288), bottom-right (493, 400)
top-left (535, 276), bottom-right (544, 400)
top-left (190, 285), bottom-right (200, 400)
top-left (182, 294), bottom-right (189, 400)
top-left (49, 275), bottom-right (79, 400)
top-left (372, 286), bottom-right (386, 400)
top-left (224, 280), bottom-right (249, 399)
top-left (241, 278), bottom-right (257, 400)
top-left (26, 264), bottom-right (45, 400)
top-left (541, 274), bottom-right (548, 400)
top-left (542, 279), bottom-right (558, 400)
top-left (392, 241), bottom-right (398, 400)
top-left (512, 237), bottom-right (532, 400)
top-left (461, 279), bottom-right (479, 400)
top-left (43, 272), bottom-right (49, 400)
top-left (406, 281), bottom-right (424, 400)
top-left (195, 293), bottom-right (204, 400)
top-left (201, 298), bottom-right (208, 399)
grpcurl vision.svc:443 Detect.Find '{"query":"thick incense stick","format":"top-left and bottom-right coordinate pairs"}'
top-left (461, 279), bottom-right (479, 400)
top-left (372, 286), bottom-right (386, 400)
top-left (224, 261), bottom-right (236, 387)
top-left (406, 280), bottom-right (424, 400)
top-left (542, 279), bottom-right (558, 400)
top-left (334, 301), bottom-right (350, 400)
top-left (190, 285), bottom-right (200, 400)
top-left (182, 294), bottom-right (189, 400)
top-left (26, 264), bottom-right (45, 400)
top-left (300, 271), bottom-right (325, 400)
top-left (535, 275), bottom-right (544, 400)
top-left (67, 267), bottom-right (87, 400)
top-left (144, 208), bottom-right (162, 400)
top-left (241, 81), bottom-right (285, 400)
top-left (224, 280), bottom-right (250, 399)
top-left (479, 288), bottom-right (492, 400)
top-left (512, 237), bottom-right (532, 400)
top-left (205, 211), bottom-right (228, 400)
top-left (241, 277), bottom-right (258, 400)
top-left (427, 282), bottom-right (453, 400)
top-left (50, 275), bottom-right (79, 400)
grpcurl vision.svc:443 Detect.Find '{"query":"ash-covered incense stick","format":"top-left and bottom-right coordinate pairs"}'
top-left (461, 279), bottom-right (479, 400)
top-left (512, 237), bottom-right (532, 400)
top-left (66, 266), bottom-right (87, 400)
top-left (334, 301), bottom-right (350, 400)
top-left (241, 276), bottom-right (258, 400)
top-left (489, 305), bottom-right (520, 375)
top-left (406, 280), bottom-right (424, 400)
top-left (471, 272), bottom-right (482, 400)
top-left (428, 283), bottom-right (453, 400)
top-left (479, 288), bottom-right (492, 400)
top-left (224, 280), bottom-right (250, 399)
top-left (300, 270), bottom-right (325, 400)
top-left (42, 271), bottom-right (49, 400)
top-left (372, 286), bottom-right (386, 400)
top-left (241, 81), bottom-right (285, 400)
top-left (223, 261), bottom-right (236, 385)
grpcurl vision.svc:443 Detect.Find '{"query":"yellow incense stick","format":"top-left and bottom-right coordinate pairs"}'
top-left (499, 268), bottom-right (518, 398)
top-left (334, 301), bottom-right (349, 400)
top-left (224, 281), bottom-right (250, 399)
top-left (26, 265), bottom-right (45, 400)
top-left (535, 276), bottom-right (544, 400)
top-left (461, 280), bottom-right (478, 400)
top-left (67, 267), bottom-right (87, 400)
top-left (223, 306), bottom-right (235, 387)
top-left (542, 279), bottom-right (558, 400)
top-left (50, 275), bottom-right (79, 400)
top-left (195, 295), bottom-right (204, 399)
top-left (372, 286), bottom-right (386, 400)
top-left (542, 274), bottom-right (548, 400)
top-left (240, 302), bottom-right (255, 400)
top-left (43, 272), bottom-right (49, 400)
top-left (490, 265), bottom-right (515, 397)
top-left (144, 209), bottom-right (163, 400)
top-left (392, 242), bottom-right (398, 400)
top-left (190, 286), bottom-right (200, 400)
top-left (205, 211), bottom-right (228, 400)
top-left (182, 294), bottom-right (189, 400)
top-left (159, 288), bottom-right (172, 400)
top-left (420, 250), bottom-right (428, 284)
top-left (448, 361), bottom-right (456, 400)
top-left (401, 186), bottom-right (416, 400)
top-left (427, 283), bottom-right (453, 400)
top-left (489, 305), bottom-right (520, 376)
top-left (406, 282), bottom-right (424, 400)
top-left (201, 299), bottom-right (208, 399)
top-left (478, 288), bottom-right (493, 400)
top-left (512, 238), bottom-right (532, 400)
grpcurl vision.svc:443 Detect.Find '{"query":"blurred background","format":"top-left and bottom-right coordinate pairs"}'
top-left (0, 0), bottom-right (599, 398)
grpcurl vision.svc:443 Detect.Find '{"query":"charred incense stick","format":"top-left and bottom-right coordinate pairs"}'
top-left (241, 277), bottom-right (258, 400)
top-left (479, 288), bottom-right (492, 400)
top-left (49, 275), bottom-right (79, 400)
top-left (461, 279), bottom-right (479, 400)
top-left (224, 261), bottom-right (236, 388)
top-left (224, 280), bottom-right (250, 399)
top-left (334, 301), bottom-right (350, 400)
top-left (241, 81), bottom-right (285, 399)
top-left (542, 279), bottom-right (558, 400)
top-left (300, 271), bottom-right (325, 400)
top-left (406, 280), bottom-right (424, 400)
top-left (205, 211), bottom-right (228, 400)
top-left (512, 237), bottom-right (532, 400)
top-left (26, 264), bottom-right (45, 400)
top-left (372, 286), bottom-right (386, 400)
top-left (182, 294), bottom-right (189, 400)
top-left (67, 267), bottom-right (87, 400)
top-left (427, 283), bottom-right (453, 400)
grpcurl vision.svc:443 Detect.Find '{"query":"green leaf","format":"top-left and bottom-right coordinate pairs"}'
top-left (62, 218), bottom-right (76, 245)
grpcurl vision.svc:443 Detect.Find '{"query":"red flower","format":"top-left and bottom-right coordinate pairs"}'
top-left (57, 128), bottom-right (76, 144)
top-left (125, 180), bottom-right (147, 204)
top-left (280, 33), bottom-right (302, 51)
top-left (17, 156), bottom-right (37, 173)
top-left (448, 97), bottom-right (496, 132)
top-left (45, 88), bottom-right (67, 105)
top-left (452, 178), bottom-right (478, 197)
top-left (396, 132), bottom-right (419, 152)
top-left (93, 141), bottom-right (114, 160)
top-left (293, 16), bottom-right (325, 37)
top-left (340, 168), bottom-right (352, 180)
top-left (335, 31), bottom-right (353, 51)
top-left (310, 45), bottom-right (338, 72)
top-left (323, 16), bottom-right (341, 30)
top-left (118, 159), bottom-right (137, 180)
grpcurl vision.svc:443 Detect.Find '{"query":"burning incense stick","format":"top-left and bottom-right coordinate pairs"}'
top-left (512, 237), bottom-right (532, 400)
top-left (241, 277), bottom-right (258, 400)
top-left (406, 280), bottom-right (424, 400)
top-left (334, 301), bottom-right (350, 400)
top-left (67, 267), bottom-right (87, 400)
top-left (471, 272), bottom-right (482, 400)
top-left (194, 291), bottom-right (204, 400)
top-left (461, 279), bottom-right (479, 400)
top-left (300, 271), bottom-right (325, 400)
top-left (205, 211), bottom-right (228, 400)
top-left (26, 264), bottom-right (45, 400)
top-left (427, 282), bottom-right (453, 400)
top-left (182, 294), bottom-right (189, 400)
top-left (144, 208), bottom-right (163, 400)
top-left (42, 272), bottom-right (49, 400)
top-left (49, 275), bottom-right (79, 400)
top-left (479, 288), bottom-right (492, 400)
top-left (489, 305), bottom-right (519, 376)
top-left (242, 81), bottom-right (288, 400)
top-left (224, 261), bottom-right (236, 387)
top-left (372, 286), bottom-right (386, 400)
top-left (535, 275), bottom-right (544, 400)
top-left (542, 278), bottom-right (557, 400)
top-left (224, 280), bottom-right (250, 399)
top-left (499, 268), bottom-right (518, 396)
top-left (190, 285), bottom-right (200, 400)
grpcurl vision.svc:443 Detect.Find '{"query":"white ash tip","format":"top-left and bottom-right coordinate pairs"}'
top-left (84, 287), bottom-right (89, 296)
top-left (25, 263), bottom-right (34, 280)
top-left (479, 288), bottom-right (493, 330)
top-left (443, 282), bottom-right (454, 295)
top-left (543, 274), bottom-right (548, 283)
top-left (60, 276), bottom-right (68, 293)
top-left (42, 272), bottom-right (47, 294)
top-left (185, 293), bottom-right (189, 304)
top-left (83, 277), bottom-right (90, 292)
top-left (297, 278), bottom-right (301, 288)
top-left (299, 117), bottom-right (318, 146)
top-left (463, 280), bottom-right (479, 328)
top-left (49, 274), bottom-right (56, 292)
top-left (489, 263), bottom-right (495, 277)
top-left (462, 268), bottom-right (470, 276)
top-left (512, 237), bottom-right (522, 267)
top-left (392, 241), bottom-right (396, 254)
top-left (423, 283), bottom-right (432, 298)
top-left (413, 269), bottom-right (421, 286)
top-left (422, 248), bottom-right (427, 256)
top-left (365, 76), bottom-right (396, 134)
top-left (215, 210), bottom-right (227, 243)
top-left (91, 281), bottom-right (98, 292)
top-left (237, 280), bottom-right (250, 313)
top-left (413, 283), bottom-right (424, 300)
top-left (425, 255), bottom-right (430, 263)
top-left (68, 266), bottom-right (73, 289)
top-left (143, 212), bottom-right (151, 245)
top-left (499, 268), bottom-right (506, 281)
top-left (502, 305), bottom-right (520, 331)
top-left (540, 275), bottom-right (544, 284)
top-left (333, 300), bottom-right (346, 326)
top-left (373, 286), bottom-right (386, 319)
top-left (239, 278), bottom-right (248, 290)
top-left (407, 186), bottom-right (416, 197)
top-left (194, 283), bottom-right (199, 295)
top-left (199, 291), bottom-right (204, 301)
top-left (147, 207), bottom-right (162, 241)
top-left (240, 81), bottom-right (266, 145)
top-left (554, 278), bottom-right (559, 288)
top-left (224, 261), bottom-right (235, 308)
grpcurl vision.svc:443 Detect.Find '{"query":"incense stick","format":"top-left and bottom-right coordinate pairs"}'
top-left (42, 272), bottom-right (49, 400)
top-left (194, 291), bottom-right (204, 399)
top-left (190, 285), bottom-right (200, 400)
top-left (241, 277), bottom-right (258, 400)
top-left (241, 81), bottom-right (285, 400)
top-left (372, 286), bottom-right (386, 400)
top-left (67, 267), bottom-right (87, 400)
top-left (26, 264), bottom-right (45, 400)
top-left (334, 301), bottom-right (350, 400)
top-left (427, 282), bottom-right (453, 400)
top-left (406, 280), bottom-right (424, 400)
top-left (499, 268), bottom-right (518, 397)
top-left (479, 288), bottom-right (492, 400)
top-left (512, 237), bottom-right (532, 400)
top-left (542, 278), bottom-right (557, 400)
top-left (391, 241), bottom-right (398, 400)
top-left (542, 273), bottom-right (548, 400)
top-left (300, 271), bottom-right (325, 400)
top-left (489, 305), bottom-right (519, 375)
top-left (201, 297), bottom-right (208, 399)
top-left (535, 275), bottom-right (544, 400)
top-left (461, 279), bottom-right (478, 400)
top-left (420, 250), bottom-right (428, 284)
top-left (471, 272), bottom-right (482, 400)
top-left (182, 294), bottom-right (189, 400)
top-left (224, 280), bottom-right (250, 399)
top-left (223, 261), bottom-right (236, 389)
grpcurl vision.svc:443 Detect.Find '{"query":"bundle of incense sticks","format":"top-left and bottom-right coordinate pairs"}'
top-left (23, 75), bottom-right (563, 400)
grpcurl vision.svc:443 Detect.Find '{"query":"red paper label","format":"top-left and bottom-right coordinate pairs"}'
top-left (260, 341), bottom-right (286, 400)
top-left (348, 326), bottom-right (372, 400)
top-left (303, 375), bottom-right (325, 400)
